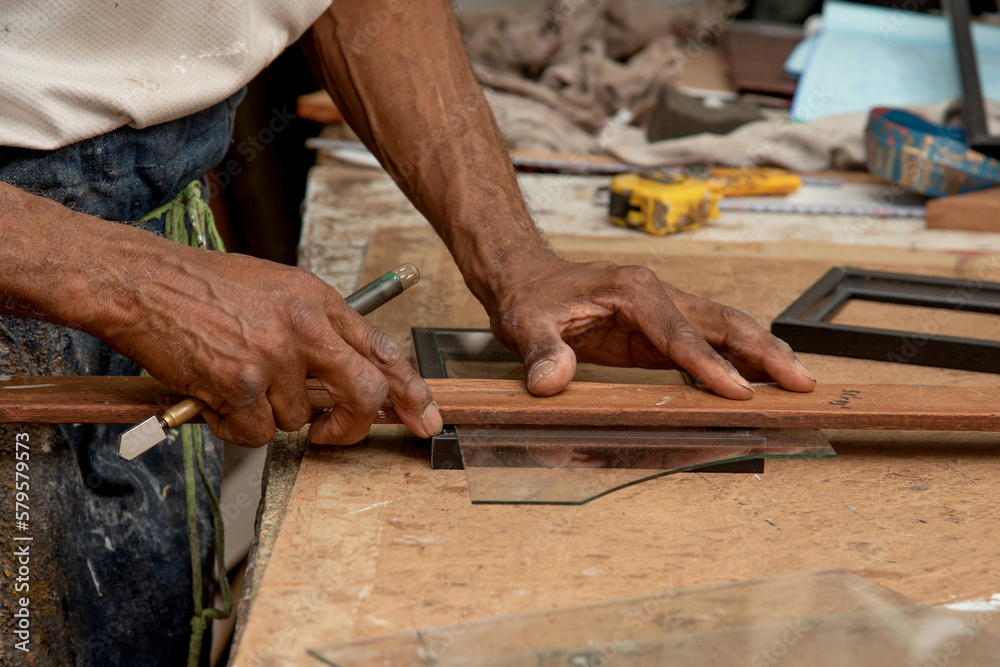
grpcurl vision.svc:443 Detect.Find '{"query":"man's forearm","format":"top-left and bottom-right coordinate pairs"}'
top-left (0, 181), bottom-right (150, 337)
top-left (302, 0), bottom-right (553, 308)
top-left (0, 180), bottom-right (444, 443)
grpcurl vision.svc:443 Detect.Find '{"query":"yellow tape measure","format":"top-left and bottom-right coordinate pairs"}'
top-left (609, 171), bottom-right (720, 236)
top-left (609, 168), bottom-right (802, 236)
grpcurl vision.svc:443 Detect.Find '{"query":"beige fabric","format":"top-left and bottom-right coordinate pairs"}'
top-left (608, 100), bottom-right (1000, 172)
top-left (610, 108), bottom-right (876, 172)
top-left (484, 89), bottom-right (596, 154)
top-left (0, 0), bottom-right (331, 150)
top-left (459, 0), bottom-right (1000, 172)
top-left (460, 0), bottom-right (737, 132)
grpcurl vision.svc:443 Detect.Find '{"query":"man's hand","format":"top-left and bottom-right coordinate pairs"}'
top-left (109, 245), bottom-right (443, 446)
top-left (303, 0), bottom-right (814, 400)
top-left (0, 183), bottom-right (442, 447)
top-left (488, 256), bottom-right (817, 399)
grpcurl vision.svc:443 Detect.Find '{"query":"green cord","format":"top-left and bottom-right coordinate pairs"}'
top-left (137, 180), bottom-right (226, 252)
top-left (183, 425), bottom-right (233, 667)
top-left (137, 180), bottom-right (230, 665)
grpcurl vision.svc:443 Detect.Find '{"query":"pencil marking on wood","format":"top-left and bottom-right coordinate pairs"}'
top-left (347, 500), bottom-right (395, 515)
top-left (828, 388), bottom-right (862, 410)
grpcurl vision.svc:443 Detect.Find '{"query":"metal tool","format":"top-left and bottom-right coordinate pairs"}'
top-left (116, 263), bottom-right (420, 460)
top-left (607, 167), bottom-right (803, 236)
top-left (716, 198), bottom-right (926, 218)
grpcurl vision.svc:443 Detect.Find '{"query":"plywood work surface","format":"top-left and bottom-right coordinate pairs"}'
top-left (231, 229), bottom-right (1000, 667)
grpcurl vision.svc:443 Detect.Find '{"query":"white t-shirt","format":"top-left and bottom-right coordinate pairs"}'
top-left (0, 0), bottom-right (332, 150)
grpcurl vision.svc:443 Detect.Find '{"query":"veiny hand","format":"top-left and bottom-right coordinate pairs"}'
top-left (102, 241), bottom-right (442, 446)
top-left (488, 256), bottom-right (817, 399)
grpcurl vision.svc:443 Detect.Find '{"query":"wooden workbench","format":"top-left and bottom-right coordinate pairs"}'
top-left (229, 165), bottom-right (1000, 666)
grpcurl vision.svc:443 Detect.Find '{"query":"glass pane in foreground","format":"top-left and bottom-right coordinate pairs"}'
top-left (309, 569), bottom-right (994, 667)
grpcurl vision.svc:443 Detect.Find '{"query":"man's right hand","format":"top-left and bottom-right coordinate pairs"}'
top-left (109, 244), bottom-right (444, 447)
top-left (0, 183), bottom-right (442, 447)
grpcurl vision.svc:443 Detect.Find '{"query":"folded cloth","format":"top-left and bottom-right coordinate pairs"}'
top-left (484, 90), bottom-right (596, 153)
top-left (462, 0), bottom-right (737, 132)
top-left (607, 101), bottom-right (999, 172)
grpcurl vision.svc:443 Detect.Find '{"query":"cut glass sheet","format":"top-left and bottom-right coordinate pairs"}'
top-left (412, 328), bottom-right (837, 502)
top-left (457, 426), bottom-right (835, 504)
top-left (310, 569), bottom-right (1000, 666)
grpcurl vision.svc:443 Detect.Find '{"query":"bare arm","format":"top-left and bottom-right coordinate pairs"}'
top-left (302, 0), bottom-right (816, 397)
top-left (0, 182), bottom-right (441, 445)
top-left (301, 0), bottom-right (547, 306)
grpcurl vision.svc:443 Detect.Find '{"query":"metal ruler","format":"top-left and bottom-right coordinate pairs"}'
top-left (591, 190), bottom-right (925, 218)
top-left (717, 199), bottom-right (925, 218)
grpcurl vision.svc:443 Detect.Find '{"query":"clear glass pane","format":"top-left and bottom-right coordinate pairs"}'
top-left (457, 427), bottom-right (834, 505)
top-left (417, 329), bottom-right (837, 505)
top-left (309, 570), bottom-right (994, 667)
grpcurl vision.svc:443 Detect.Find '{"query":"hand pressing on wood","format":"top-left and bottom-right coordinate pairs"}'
top-left (483, 255), bottom-right (817, 399)
top-left (300, 0), bottom-right (813, 402)
top-left (0, 183), bottom-right (442, 446)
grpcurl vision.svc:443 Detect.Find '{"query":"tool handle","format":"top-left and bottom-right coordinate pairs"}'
top-left (161, 397), bottom-right (208, 429)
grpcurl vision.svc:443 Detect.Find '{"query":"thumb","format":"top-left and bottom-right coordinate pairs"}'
top-left (513, 324), bottom-right (577, 397)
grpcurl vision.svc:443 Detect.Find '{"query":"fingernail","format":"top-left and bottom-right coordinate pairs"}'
top-left (528, 359), bottom-right (558, 391)
top-left (729, 369), bottom-right (754, 393)
top-left (794, 359), bottom-right (816, 382)
top-left (420, 402), bottom-right (443, 437)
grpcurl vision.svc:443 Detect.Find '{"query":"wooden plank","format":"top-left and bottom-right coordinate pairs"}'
top-left (926, 187), bottom-right (1000, 232)
top-left (0, 376), bottom-right (332, 425)
top-left (296, 90), bottom-right (344, 124)
top-left (2, 376), bottom-right (1000, 431)
top-left (0, 376), bottom-right (181, 424)
top-left (420, 380), bottom-right (1000, 431)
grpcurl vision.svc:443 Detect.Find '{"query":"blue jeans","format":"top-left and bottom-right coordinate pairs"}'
top-left (0, 89), bottom-right (244, 666)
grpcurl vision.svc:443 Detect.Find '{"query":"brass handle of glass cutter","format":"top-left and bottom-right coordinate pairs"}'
top-left (160, 398), bottom-right (207, 429)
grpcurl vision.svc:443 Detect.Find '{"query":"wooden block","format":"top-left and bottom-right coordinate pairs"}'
top-left (296, 90), bottom-right (343, 124)
top-left (3, 377), bottom-right (1000, 432)
top-left (724, 25), bottom-right (800, 98)
top-left (926, 187), bottom-right (1000, 232)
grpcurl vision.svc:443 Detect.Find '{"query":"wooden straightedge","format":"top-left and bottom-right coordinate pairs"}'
top-left (1, 377), bottom-right (998, 431)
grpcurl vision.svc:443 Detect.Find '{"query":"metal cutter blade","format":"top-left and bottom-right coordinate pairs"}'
top-left (117, 416), bottom-right (167, 461)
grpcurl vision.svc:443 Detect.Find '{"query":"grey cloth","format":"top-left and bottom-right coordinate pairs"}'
top-left (610, 106), bottom-right (874, 171)
top-left (461, 0), bottom-right (1000, 172)
top-left (461, 0), bottom-right (737, 133)
top-left (608, 100), bottom-right (1000, 172)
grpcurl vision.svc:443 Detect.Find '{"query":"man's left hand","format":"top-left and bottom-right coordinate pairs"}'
top-left (487, 256), bottom-right (817, 398)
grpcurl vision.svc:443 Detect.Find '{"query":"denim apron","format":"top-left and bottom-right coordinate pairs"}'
top-left (0, 88), bottom-right (244, 666)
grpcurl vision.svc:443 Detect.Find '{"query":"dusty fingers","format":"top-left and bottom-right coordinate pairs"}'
top-left (664, 285), bottom-right (817, 392)
top-left (322, 293), bottom-right (441, 441)
top-left (608, 266), bottom-right (757, 400)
